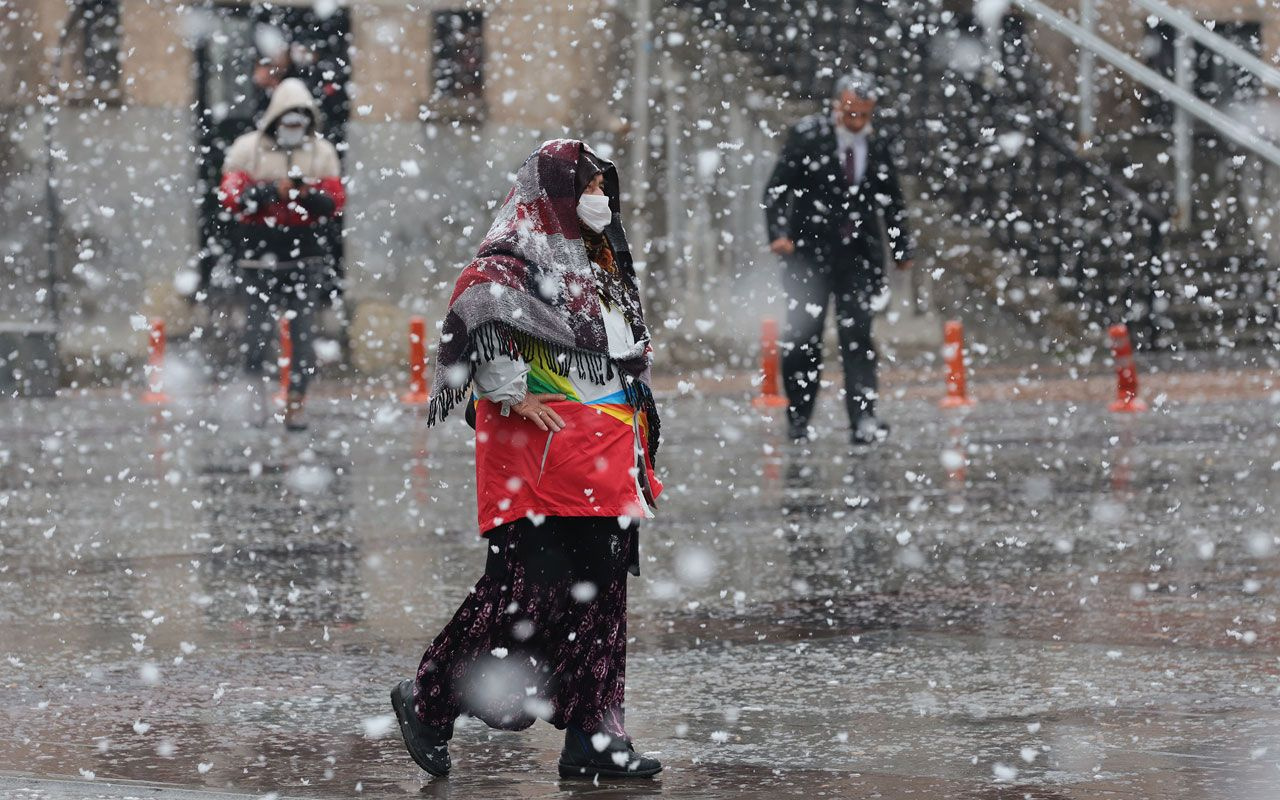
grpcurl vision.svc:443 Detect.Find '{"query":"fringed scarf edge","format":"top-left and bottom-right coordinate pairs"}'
top-left (425, 320), bottom-right (661, 461)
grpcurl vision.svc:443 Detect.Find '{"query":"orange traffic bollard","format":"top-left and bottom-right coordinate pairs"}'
top-left (402, 316), bottom-right (430, 406)
top-left (275, 317), bottom-right (292, 408)
top-left (141, 319), bottom-right (170, 405)
top-left (752, 317), bottom-right (788, 409)
top-left (940, 320), bottom-right (974, 408)
top-left (1108, 323), bottom-right (1147, 413)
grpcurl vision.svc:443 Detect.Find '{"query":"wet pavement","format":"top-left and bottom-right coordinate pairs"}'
top-left (1, 362), bottom-right (1279, 799)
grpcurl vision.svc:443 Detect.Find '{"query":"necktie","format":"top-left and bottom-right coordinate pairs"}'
top-left (844, 145), bottom-right (858, 186)
top-left (840, 145), bottom-right (859, 240)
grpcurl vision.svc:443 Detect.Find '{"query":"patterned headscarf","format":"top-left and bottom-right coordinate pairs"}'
top-left (427, 139), bottom-right (660, 458)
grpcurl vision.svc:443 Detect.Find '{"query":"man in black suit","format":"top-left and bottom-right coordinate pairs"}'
top-left (764, 71), bottom-right (914, 445)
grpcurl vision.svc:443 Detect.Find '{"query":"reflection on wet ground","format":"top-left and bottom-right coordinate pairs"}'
top-left (1, 373), bottom-right (1278, 798)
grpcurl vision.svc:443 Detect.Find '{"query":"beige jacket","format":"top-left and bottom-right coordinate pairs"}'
top-left (223, 78), bottom-right (340, 181)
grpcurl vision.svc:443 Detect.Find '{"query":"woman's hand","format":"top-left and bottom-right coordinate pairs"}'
top-left (511, 393), bottom-right (566, 432)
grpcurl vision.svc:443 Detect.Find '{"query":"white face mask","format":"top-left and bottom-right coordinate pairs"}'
top-left (276, 125), bottom-right (306, 148)
top-left (275, 111), bottom-right (309, 148)
top-left (577, 193), bottom-right (612, 233)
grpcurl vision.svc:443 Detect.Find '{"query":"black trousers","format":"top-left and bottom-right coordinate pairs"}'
top-left (237, 264), bottom-right (322, 398)
top-left (780, 254), bottom-right (879, 431)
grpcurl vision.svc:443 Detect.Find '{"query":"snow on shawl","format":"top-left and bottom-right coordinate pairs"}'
top-left (427, 139), bottom-right (660, 458)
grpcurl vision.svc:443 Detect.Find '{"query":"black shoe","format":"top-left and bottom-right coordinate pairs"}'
top-left (787, 421), bottom-right (811, 443)
top-left (851, 418), bottom-right (890, 446)
top-left (558, 726), bottom-right (662, 779)
top-left (283, 393), bottom-right (309, 432)
top-left (390, 679), bottom-right (452, 777)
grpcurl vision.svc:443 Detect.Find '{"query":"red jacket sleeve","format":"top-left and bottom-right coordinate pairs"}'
top-left (218, 170), bottom-right (253, 214)
top-left (316, 176), bottom-right (346, 216)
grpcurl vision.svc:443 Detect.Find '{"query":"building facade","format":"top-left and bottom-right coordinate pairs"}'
top-left (1, 0), bottom-right (634, 376)
top-left (2, 0), bottom-right (1274, 382)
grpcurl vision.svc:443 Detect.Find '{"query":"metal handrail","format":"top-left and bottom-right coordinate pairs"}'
top-left (1132, 0), bottom-right (1280, 94)
top-left (929, 58), bottom-right (1166, 335)
top-left (1031, 117), bottom-right (1168, 224)
top-left (1011, 0), bottom-right (1280, 169)
top-left (948, 63), bottom-right (1167, 224)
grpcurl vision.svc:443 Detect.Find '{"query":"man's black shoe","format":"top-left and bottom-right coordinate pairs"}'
top-left (851, 418), bottom-right (890, 446)
top-left (558, 726), bottom-right (662, 779)
top-left (390, 679), bottom-right (452, 777)
top-left (787, 422), bottom-right (811, 443)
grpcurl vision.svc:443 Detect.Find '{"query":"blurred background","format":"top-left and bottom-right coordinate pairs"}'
top-left (3, 0), bottom-right (1278, 395)
top-left (2, 4), bottom-right (1280, 797)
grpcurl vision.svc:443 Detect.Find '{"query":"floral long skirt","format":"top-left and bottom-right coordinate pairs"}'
top-left (413, 517), bottom-right (635, 738)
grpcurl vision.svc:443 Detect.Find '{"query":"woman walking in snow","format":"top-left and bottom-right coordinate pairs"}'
top-left (390, 140), bottom-right (663, 780)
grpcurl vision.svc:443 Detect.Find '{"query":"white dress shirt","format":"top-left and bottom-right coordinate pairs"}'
top-left (833, 115), bottom-right (869, 187)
